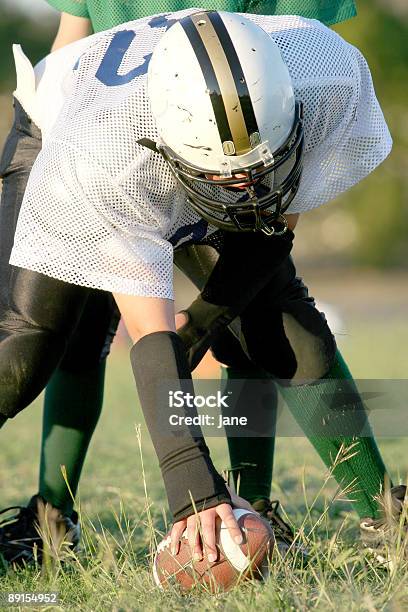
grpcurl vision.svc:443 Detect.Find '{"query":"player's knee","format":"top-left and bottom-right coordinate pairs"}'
top-left (279, 312), bottom-right (337, 384)
top-left (0, 320), bottom-right (67, 419)
top-left (242, 311), bottom-right (336, 383)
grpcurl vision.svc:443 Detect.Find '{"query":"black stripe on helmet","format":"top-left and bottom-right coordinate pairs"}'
top-left (179, 14), bottom-right (233, 146)
top-left (207, 11), bottom-right (259, 138)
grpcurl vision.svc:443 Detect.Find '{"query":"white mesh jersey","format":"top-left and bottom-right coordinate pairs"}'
top-left (11, 10), bottom-right (392, 299)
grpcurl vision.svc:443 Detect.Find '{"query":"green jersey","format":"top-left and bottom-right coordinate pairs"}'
top-left (46, 0), bottom-right (357, 32)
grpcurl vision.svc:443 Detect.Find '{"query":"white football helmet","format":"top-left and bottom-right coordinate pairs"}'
top-left (147, 11), bottom-right (304, 235)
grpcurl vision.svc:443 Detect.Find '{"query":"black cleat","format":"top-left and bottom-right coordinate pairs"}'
top-left (360, 485), bottom-right (407, 570)
top-left (252, 498), bottom-right (308, 562)
top-left (0, 494), bottom-right (80, 567)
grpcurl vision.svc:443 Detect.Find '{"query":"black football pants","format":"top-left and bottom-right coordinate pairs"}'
top-left (0, 100), bottom-right (119, 419)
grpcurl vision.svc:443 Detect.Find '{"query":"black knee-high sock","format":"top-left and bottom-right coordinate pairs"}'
top-left (221, 366), bottom-right (277, 504)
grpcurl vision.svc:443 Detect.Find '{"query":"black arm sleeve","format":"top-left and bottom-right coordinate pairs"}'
top-left (177, 229), bottom-right (294, 370)
top-left (201, 229), bottom-right (294, 308)
top-left (130, 331), bottom-right (230, 521)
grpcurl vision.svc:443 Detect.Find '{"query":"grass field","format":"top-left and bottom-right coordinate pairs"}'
top-left (1, 301), bottom-right (408, 611)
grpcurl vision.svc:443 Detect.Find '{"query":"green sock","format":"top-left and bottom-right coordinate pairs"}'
top-left (39, 360), bottom-right (106, 515)
top-left (279, 350), bottom-right (389, 519)
top-left (221, 366), bottom-right (277, 504)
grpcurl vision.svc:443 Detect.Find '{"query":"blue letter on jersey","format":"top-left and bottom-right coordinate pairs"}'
top-left (169, 219), bottom-right (209, 248)
top-left (148, 14), bottom-right (178, 31)
top-left (96, 30), bottom-right (151, 86)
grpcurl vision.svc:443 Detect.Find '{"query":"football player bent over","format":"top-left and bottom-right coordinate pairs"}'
top-left (1, 11), bottom-right (405, 566)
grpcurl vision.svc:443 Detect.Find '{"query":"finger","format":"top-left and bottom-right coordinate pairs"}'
top-left (187, 515), bottom-right (202, 561)
top-left (175, 311), bottom-right (188, 330)
top-left (200, 514), bottom-right (217, 563)
top-left (217, 504), bottom-right (243, 545)
top-left (170, 520), bottom-right (186, 556)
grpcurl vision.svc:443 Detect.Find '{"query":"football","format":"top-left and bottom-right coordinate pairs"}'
top-left (153, 509), bottom-right (274, 592)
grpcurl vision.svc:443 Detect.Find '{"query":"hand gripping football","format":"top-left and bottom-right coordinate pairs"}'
top-left (153, 509), bottom-right (274, 592)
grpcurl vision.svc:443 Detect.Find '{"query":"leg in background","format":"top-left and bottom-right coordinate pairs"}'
top-left (240, 256), bottom-right (389, 519)
top-left (211, 329), bottom-right (278, 504)
top-left (175, 242), bottom-right (279, 505)
top-left (39, 291), bottom-right (120, 514)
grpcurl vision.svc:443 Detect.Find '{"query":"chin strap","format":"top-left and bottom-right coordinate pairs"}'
top-left (137, 137), bottom-right (159, 154)
top-left (257, 213), bottom-right (288, 236)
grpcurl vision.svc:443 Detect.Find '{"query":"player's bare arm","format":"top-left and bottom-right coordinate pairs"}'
top-left (51, 12), bottom-right (92, 52)
top-left (113, 293), bottom-right (176, 342)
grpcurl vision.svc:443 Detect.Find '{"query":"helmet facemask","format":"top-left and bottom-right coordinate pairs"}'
top-left (158, 101), bottom-right (304, 236)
